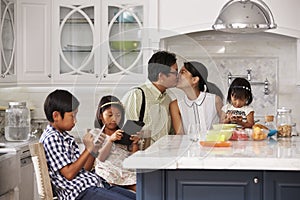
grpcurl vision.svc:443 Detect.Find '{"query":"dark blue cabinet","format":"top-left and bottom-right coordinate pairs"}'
top-left (137, 169), bottom-right (300, 200)
top-left (167, 170), bottom-right (262, 200)
top-left (264, 171), bottom-right (300, 200)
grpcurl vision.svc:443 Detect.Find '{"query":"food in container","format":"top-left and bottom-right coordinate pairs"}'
top-left (206, 129), bottom-right (233, 141)
top-left (252, 125), bottom-right (268, 141)
top-left (212, 123), bottom-right (237, 130)
top-left (230, 129), bottom-right (249, 141)
top-left (277, 125), bottom-right (292, 137)
top-left (276, 107), bottom-right (292, 137)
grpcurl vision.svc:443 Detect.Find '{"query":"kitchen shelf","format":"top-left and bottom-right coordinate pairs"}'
top-left (60, 18), bottom-right (94, 24)
top-left (62, 50), bottom-right (92, 52)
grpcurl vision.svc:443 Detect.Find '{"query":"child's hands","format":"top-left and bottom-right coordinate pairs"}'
top-left (109, 129), bottom-right (123, 142)
top-left (130, 134), bottom-right (140, 144)
top-left (94, 133), bottom-right (106, 149)
top-left (224, 112), bottom-right (233, 123)
top-left (83, 130), bottom-right (106, 157)
top-left (230, 115), bottom-right (243, 123)
top-left (83, 131), bottom-right (95, 153)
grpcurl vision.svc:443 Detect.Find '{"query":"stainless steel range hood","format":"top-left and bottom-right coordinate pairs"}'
top-left (212, 0), bottom-right (277, 33)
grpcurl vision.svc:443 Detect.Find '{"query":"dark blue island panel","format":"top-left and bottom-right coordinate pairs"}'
top-left (137, 169), bottom-right (300, 200)
top-left (264, 171), bottom-right (300, 200)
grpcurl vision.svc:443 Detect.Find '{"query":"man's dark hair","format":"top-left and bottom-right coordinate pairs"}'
top-left (148, 51), bottom-right (177, 81)
top-left (44, 89), bottom-right (80, 122)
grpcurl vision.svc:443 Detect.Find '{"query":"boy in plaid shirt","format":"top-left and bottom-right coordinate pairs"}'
top-left (40, 89), bottom-right (135, 200)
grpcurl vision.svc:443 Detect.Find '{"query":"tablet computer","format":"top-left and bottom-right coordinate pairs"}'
top-left (114, 120), bottom-right (145, 145)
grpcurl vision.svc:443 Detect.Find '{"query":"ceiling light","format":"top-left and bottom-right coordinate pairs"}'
top-left (212, 0), bottom-right (277, 33)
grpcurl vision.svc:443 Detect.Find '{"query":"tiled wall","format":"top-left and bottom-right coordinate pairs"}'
top-left (0, 85), bottom-right (140, 137)
top-left (202, 57), bottom-right (277, 118)
top-left (165, 31), bottom-right (299, 131)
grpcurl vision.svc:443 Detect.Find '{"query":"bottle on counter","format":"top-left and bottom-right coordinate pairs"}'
top-left (264, 115), bottom-right (277, 137)
top-left (291, 123), bottom-right (298, 136)
top-left (276, 107), bottom-right (292, 137)
top-left (4, 102), bottom-right (31, 141)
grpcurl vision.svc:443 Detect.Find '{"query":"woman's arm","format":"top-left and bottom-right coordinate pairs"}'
top-left (215, 95), bottom-right (224, 122)
top-left (221, 111), bottom-right (231, 124)
top-left (169, 100), bottom-right (184, 134)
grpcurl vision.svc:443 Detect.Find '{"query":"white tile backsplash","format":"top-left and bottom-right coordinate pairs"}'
top-left (0, 85), bottom-right (143, 138)
top-left (164, 31), bottom-right (299, 133)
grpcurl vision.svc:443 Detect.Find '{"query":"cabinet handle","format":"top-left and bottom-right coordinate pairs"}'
top-left (48, 74), bottom-right (52, 78)
top-left (95, 74), bottom-right (99, 78)
top-left (253, 177), bottom-right (259, 184)
top-left (103, 74), bottom-right (107, 78)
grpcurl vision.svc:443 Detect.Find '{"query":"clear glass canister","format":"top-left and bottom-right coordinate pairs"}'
top-left (5, 102), bottom-right (31, 141)
top-left (276, 107), bottom-right (292, 137)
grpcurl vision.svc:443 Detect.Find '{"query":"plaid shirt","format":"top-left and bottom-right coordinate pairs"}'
top-left (40, 125), bottom-right (103, 200)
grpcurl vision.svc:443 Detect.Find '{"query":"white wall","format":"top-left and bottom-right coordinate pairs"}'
top-left (0, 85), bottom-right (140, 137)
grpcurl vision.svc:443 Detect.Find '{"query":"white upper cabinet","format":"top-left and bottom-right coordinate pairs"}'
top-left (16, 0), bottom-right (51, 84)
top-left (0, 0), bottom-right (16, 84)
top-left (51, 0), bottom-right (156, 85)
top-left (100, 0), bottom-right (153, 84)
top-left (52, 0), bottom-right (101, 84)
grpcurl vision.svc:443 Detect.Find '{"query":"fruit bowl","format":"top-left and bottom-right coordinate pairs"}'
top-left (206, 129), bottom-right (233, 141)
top-left (109, 41), bottom-right (140, 51)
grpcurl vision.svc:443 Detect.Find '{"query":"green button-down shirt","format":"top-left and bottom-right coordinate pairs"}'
top-left (122, 80), bottom-right (172, 144)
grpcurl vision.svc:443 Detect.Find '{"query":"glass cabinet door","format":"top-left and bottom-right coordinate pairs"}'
top-left (59, 5), bottom-right (95, 76)
top-left (0, 0), bottom-right (15, 80)
top-left (106, 4), bottom-right (144, 76)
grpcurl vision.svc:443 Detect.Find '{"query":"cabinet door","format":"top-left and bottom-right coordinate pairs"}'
top-left (264, 171), bottom-right (300, 200)
top-left (52, 0), bottom-right (100, 84)
top-left (0, 0), bottom-right (16, 83)
top-left (100, 0), bottom-right (151, 85)
top-left (167, 170), bottom-right (262, 200)
top-left (16, 0), bottom-right (51, 84)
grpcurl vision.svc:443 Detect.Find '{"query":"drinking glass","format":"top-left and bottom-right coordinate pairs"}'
top-left (187, 124), bottom-right (201, 142)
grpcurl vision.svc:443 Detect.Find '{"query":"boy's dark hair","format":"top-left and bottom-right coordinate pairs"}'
top-left (148, 51), bottom-right (177, 81)
top-left (94, 95), bottom-right (125, 129)
top-left (227, 77), bottom-right (253, 105)
top-left (44, 89), bottom-right (80, 122)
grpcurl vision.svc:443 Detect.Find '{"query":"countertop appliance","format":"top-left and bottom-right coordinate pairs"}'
top-left (0, 149), bottom-right (20, 197)
top-left (0, 138), bottom-right (38, 200)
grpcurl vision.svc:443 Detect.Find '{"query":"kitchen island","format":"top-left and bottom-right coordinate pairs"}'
top-left (123, 135), bottom-right (300, 200)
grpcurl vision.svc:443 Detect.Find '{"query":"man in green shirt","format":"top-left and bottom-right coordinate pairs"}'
top-left (122, 51), bottom-right (178, 146)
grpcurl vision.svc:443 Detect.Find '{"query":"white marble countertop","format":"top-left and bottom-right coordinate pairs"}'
top-left (123, 135), bottom-right (300, 171)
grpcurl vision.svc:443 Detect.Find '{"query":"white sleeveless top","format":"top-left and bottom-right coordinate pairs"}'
top-left (177, 92), bottom-right (219, 134)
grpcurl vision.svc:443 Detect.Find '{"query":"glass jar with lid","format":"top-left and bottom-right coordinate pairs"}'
top-left (5, 102), bottom-right (31, 141)
top-left (276, 107), bottom-right (292, 137)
